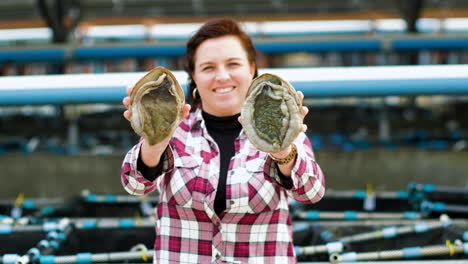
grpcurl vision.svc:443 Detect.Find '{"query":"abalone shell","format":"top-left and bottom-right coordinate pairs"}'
top-left (130, 67), bottom-right (185, 145)
top-left (241, 73), bottom-right (303, 153)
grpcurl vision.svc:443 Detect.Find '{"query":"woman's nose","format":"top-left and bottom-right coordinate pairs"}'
top-left (215, 67), bottom-right (230, 81)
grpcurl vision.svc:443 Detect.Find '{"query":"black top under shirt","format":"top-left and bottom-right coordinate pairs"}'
top-left (202, 111), bottom-right (242, 216)
top-left (137, 111), bottom-right (293, 217)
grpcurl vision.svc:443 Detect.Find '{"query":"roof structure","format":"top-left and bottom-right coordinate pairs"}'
top-left (1, 0), bottom-right (468, 28)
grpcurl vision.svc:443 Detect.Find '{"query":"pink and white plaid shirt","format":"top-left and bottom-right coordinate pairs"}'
top-left (121, 108), bottom-right (325, 264)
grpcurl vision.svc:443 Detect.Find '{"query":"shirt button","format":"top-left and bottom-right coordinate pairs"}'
top-left (216, 254), bottom-right (222, 260)
top-left (230, 200), bottom-right (235, 205)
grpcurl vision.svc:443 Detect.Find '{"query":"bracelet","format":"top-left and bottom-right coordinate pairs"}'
top-left (269, 144), bottom-right (297, 165)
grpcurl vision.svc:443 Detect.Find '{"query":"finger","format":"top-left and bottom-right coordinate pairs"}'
top-left (123, 110), bottom-right (131, 121)
top-left (297, 91), bottom-right (304, 101)
top-left (181, 104), bottom-right (191, 119)
top-left (302, 124), bottom-right (308, 132)
top-left (126, 85), bottom-right (134, 96)
top-left (302, 106), bottom-right (309, 117)
top-left (122, 96), bottom-right (131, 108)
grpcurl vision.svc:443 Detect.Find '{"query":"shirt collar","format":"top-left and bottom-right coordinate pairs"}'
top-left (189, 106), bottom-right (204, 131)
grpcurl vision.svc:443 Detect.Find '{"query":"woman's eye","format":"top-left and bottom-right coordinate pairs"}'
top-left (202, 66), bottom-right (213, 71)
top-left (229, 62), bottom-right (240, 66)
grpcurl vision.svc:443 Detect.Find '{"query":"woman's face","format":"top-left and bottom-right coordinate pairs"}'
top-left (192, 35), bottom-right (255, 117)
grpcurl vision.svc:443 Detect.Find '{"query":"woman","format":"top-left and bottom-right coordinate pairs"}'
top-left (121, 18), bottom-right (325, 264)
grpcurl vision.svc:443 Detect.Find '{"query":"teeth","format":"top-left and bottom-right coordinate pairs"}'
top-left (215, 87), bottom-right (234, 93)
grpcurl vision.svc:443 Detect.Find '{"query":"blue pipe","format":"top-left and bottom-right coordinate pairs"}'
top-left (393, 38), bottom-right (468, 50)
top-left (255, 39), bottom-right (380, 53)
top-left (3, 37), bottom-right (468, 63)
top-left (1, 78), bottom-right (467, 106)
top-left (74, 45), bottom-right (186, 60)
top-left (0, 49), bottom-right (64, 63)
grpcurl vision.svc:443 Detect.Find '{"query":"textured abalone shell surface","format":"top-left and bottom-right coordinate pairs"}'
top-left (129, 67), bottom-right (185, 145)
top-left (241, 73), bottom-right (303, 153)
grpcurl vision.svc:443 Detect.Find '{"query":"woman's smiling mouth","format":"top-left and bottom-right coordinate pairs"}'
top-left (213, 86), bottom-right (236, 94)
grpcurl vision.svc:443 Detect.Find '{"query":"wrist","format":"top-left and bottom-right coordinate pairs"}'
top-left (271, 145), bottom-right (292, 159)
top-left (141, 139), bottom-right (167, 167)
top-left (269, 144), bottom-right (297, 165)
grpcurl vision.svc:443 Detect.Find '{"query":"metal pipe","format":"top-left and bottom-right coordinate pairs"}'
top-left (330, 242), bottom-right (468, 263)
top-left (299, 219), bottom-right (468, 227)
top-left (409, 183), bottom-right (468, 196)
top-left (73, 217), bottom-right (154, 229)
top-left (0, 217), bottom-right (154, 234)
top-left (421, 201), bottom-right (468, 214)
top-left (81, 191), bottom-right (158, 204)
top-left (15, 220), bottom-right (74, 264)
top-left (296, 242), bottom-right (346, 257)
top-left (295, 219), bottom-right (451, 256)
top-left (37, 250), bottom-right (153, 264)
top-left (340, 219), bottom-right (451, 244)
top-left (318, 189), bottom-right (408, 200)
top-left (0, 198), bottom-right (64, 208)
top-left (295, 210), bottom-right (422, 221)
top-left (6, 218), bottom-right (464, 234)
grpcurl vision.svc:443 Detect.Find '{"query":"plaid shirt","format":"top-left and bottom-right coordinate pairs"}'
top-left (121, 108), bottom-right (325, 264)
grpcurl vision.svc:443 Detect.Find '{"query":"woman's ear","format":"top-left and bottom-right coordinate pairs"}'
top-left (249, 62), bottom-right (256, 78)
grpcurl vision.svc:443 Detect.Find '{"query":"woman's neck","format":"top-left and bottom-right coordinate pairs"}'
top-left (202, 111), bottom-right (241, 133)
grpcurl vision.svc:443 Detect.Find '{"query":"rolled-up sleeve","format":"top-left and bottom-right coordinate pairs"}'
top-left (267, 133), bottom-right (325, 204)
top-left (121, 140), bottom-right (174, 196)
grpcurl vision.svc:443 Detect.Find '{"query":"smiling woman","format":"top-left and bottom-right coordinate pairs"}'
top-left (191, 35), bottom-right (255, 116)
top-left (184, 19), bottom-right (259, 113)
top-left (120, 18), bottom-right (325, 264)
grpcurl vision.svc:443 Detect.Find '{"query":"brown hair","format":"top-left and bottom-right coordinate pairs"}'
top-left (184, 18), bottom-right (259, 109)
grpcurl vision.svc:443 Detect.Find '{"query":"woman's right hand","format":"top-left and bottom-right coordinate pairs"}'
top-left (122, 85), bottom-right (191, 167)
top-left (122, 85), bottom-right (134, 122)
